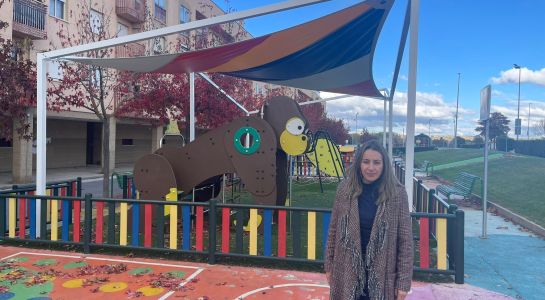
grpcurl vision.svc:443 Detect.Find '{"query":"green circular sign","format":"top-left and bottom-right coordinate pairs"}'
top-left (233, 127), bottom-right (261, 155)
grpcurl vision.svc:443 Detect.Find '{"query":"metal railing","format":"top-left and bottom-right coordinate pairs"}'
top-left (12, 0), bottom-right (46, 40)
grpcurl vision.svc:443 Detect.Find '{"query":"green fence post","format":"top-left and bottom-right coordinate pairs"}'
top-left (0, 194), bottom-right (6, 239)
top-left (447, 204), bottom-right (458, 270)
top-left (455, 209), bottom-right (465, 284)
top-left (292, 211), bottom-right (301, 258)
top-left (428, 189), bottom-right (436, 236)
top-left (122, 175), bottom-right (128, 199)
top-left (110, 173), bottom-right (115, 198)
top-left (76, 177), bottom-right (82, 197)
top-left (83, 193), bottom-right (92, 254)
top-left (208, 199), bottom-right (217, 264)
top-left (416, 179), bottom-right (423, 211)
top-left (235, 209), bottom-right (244, 253)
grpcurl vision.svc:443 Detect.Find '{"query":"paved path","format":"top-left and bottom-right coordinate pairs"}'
top-left (420, 177), bottom-right (545, 300)
top-left (464, 208), bottom-right (545, 300)
top-left (433, 153), bottom-right (503, 171)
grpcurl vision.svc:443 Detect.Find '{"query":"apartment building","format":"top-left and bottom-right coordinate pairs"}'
top-left (0, 0), bottom-right (319, 184)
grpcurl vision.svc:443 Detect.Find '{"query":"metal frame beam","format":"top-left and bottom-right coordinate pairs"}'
top-left (36, 0), bottom-right (330, 198)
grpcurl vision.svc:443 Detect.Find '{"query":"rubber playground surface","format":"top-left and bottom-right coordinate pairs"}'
top-left (0, 245), bottom-right (513, 300)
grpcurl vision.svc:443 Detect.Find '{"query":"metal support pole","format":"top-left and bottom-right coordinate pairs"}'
top-left (454, 73), bottom-right (461, 148)
top-left (190, 72), bottom-right (195, 142)
top-left (515, 64), bottom-right (521, 141)
top-left (387, 0), bottom-right (410, 160)
top-left (482, 119), bottom-right (489, 238)
top-left (404, 0), bottom-right (420, 211)
top-left (528, 103), bottom-right (531, 139)
top-left (388, 98), bottom-right (393, 160)
top-left (383, 100), bottom-right (387, 148)
top-left (36, 54), bottom-right (48, 238)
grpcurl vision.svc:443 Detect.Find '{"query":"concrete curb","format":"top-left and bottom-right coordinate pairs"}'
top-left (487, 200), bottom-right (545, 238)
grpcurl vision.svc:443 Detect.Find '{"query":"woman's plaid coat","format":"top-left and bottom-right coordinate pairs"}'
top-left (325, 180), bottom-right (413, 300)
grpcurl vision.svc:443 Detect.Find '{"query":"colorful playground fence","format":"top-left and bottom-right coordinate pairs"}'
top-left (0, 171), bottom-right (464, 284)
top-left (0, 178), bottom-right (82, 240)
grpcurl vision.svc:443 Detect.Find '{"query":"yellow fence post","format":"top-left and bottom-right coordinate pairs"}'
top-left (249, 209), bottom-right (258, 255)
top-left (8, 197), bottom-right (15, 238)
top-left (120, 201), bottom-right (128, 246)
top-left (437, 218), bottom-right (447, 270)
top-left (166, 188), bottom-right (178, 249)
top-left (307, 211), bottom-right (316, 260)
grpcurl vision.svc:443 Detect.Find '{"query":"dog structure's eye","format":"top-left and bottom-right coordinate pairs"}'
top-left (285, 117), bottom-right (305, 135)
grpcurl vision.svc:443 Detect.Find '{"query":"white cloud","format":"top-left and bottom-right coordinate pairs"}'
top-left (320, 91), bottom-right (476, 137)
top-left (399, 74), bottom-right (408, 81)
top-left (491, 67), bottom-right (545, 86)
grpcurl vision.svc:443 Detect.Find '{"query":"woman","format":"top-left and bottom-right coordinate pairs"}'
top-left (325, 140), bottom-right (413, 300)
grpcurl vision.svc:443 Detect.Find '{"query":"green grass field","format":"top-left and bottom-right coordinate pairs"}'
top-left (416, 149), bottom-right (545, 227)
top-left (414, 148), bottom-right (500, 167)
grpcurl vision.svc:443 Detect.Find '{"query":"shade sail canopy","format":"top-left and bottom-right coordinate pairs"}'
top-left (67, 0), bottom-right (393, 97)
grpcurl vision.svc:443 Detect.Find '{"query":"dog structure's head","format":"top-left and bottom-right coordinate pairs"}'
top-left (263, 96), bottom-right (311, 156)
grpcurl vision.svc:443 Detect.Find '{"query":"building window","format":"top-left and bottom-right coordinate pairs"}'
top-left (49, 0), bottom-right (65, 19)
top-left (48, 61), bottom-right (64, 80)
top-left (179, 5), bottom-right (190, 24)
top-left (0, 138), bottom-right (12, 148)
top-left (90, 10), bottom-right (103, 34)
top-left (121, 139), bottom-right (134, 146)
top-left (117, 23), bottom-right (128, 37)
top-left (154, 0), bottom-right (166, 23)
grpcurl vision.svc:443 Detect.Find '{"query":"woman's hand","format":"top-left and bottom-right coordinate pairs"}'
top-left (325, 272), bottom-right (331, 284)
top-left (395, 289), bottom-right (408, 300)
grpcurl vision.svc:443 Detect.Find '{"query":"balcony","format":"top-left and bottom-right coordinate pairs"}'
top-left (12, 0), bottom-right (47, 40)
top-left (115, 43), bottom-right (145, 58)
top-left (116, 0), bottom-right (145, 23)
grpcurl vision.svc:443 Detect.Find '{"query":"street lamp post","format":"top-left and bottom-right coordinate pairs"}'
top-left (528, 102), bottom-right (532, 139)
top-left (355, 112), bottom-right (359, 135)
top-left (514, 64), bottom-right (522, 141)
top-left (428, 119), bottom-right (431, 144)
top-left (454, 73), bottom-right (461, 148)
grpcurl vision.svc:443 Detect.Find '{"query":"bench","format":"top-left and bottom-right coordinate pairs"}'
top-left (414, 160), bottom-right (433, 176)
top-left (436, 172), bottom-right (480, 201)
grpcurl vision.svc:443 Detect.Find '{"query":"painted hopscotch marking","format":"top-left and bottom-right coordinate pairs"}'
top-left (234, 283), bottom-right (330, 299)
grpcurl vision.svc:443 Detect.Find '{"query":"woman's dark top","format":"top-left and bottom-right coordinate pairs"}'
top-left (358, 180), bottom-right (379, 255)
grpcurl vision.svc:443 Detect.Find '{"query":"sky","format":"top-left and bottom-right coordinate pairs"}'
top-left (215, 0), bottom-right (545, 138)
